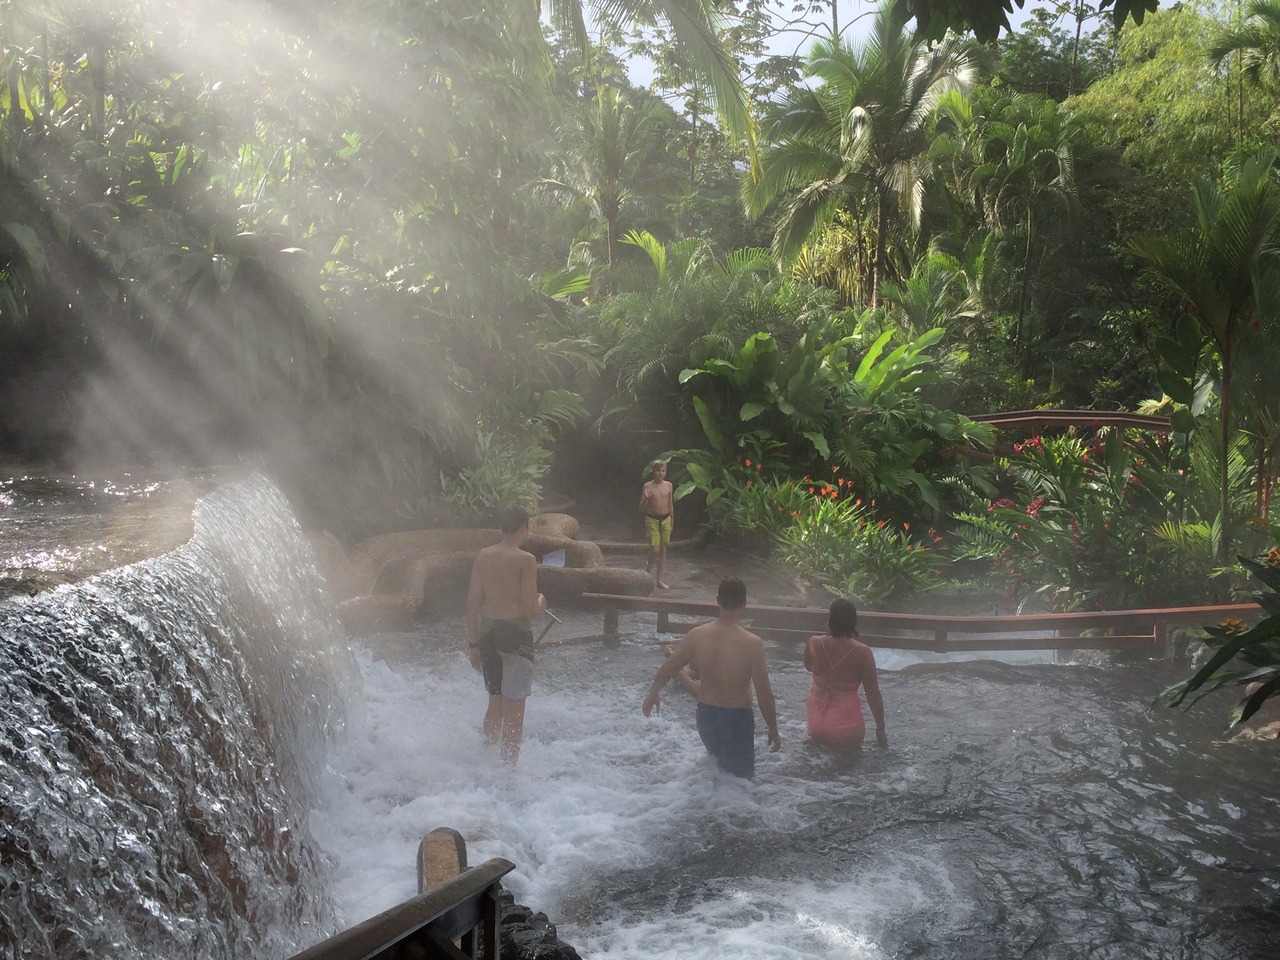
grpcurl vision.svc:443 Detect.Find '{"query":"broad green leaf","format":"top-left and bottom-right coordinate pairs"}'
top-left (802, 431), bottom-right (830, 458)
top-left (692, 395), bottom-right (727, 454)
top-left (1157, 369), bottom-right (1194, 405)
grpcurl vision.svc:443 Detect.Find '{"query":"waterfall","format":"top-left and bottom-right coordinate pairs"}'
top-left (0, 475), bottom-right (353, 959)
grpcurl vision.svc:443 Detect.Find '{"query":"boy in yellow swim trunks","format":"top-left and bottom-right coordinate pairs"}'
top-left (639, 459), bottom-right (674, 589)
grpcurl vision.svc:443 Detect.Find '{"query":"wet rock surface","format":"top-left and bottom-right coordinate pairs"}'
top-left (498, 897), bottom-right (583, 960)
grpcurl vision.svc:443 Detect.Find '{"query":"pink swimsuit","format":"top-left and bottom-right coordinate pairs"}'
top-left (806, 635), bottom-right (866, 745)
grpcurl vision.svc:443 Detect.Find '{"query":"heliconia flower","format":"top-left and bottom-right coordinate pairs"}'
top-left (1219, 617), bottom-right (1246, 635)
top-left (903, 522), bottom-right (910, 530)
top-left (745, 459), bottom-right (752, 467)
top-left (1265, 546), bottom-right (1280, 568)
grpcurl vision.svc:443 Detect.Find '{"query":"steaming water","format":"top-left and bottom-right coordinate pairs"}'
top-left (3, 477), bottom-right (1278, 959)
top-left (0, 476), bottom-right (350, 959)
top-left (318, 621), bottom-right (1280, 959)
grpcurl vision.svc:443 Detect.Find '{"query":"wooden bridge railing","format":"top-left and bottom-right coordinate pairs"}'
top-left (287, 846), bottom-right (513, 960)
top-left (581, 593), bottom-right (1261, 654)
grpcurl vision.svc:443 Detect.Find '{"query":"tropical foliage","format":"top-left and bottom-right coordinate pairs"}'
top-left (7, 0), bottom-right (1280, 688)
top-left (1158, 552), bottom-right (1280, 724)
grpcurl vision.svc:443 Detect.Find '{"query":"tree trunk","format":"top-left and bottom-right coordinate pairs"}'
top-left (1220, 324), bottom-right (1234, 566)
top-left (873, 190), bottom-right (889, 307)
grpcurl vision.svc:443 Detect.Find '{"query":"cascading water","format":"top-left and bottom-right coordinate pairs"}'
top-left (0, 475), bottom-right (353, 959)
top-left (5, 474), bottom-right (1279, 959)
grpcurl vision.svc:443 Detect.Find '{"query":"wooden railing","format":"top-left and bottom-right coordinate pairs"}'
top-left (287, 851), bottom-right (513, 960)
top-left (581, 593), bottom-right (1261, 654)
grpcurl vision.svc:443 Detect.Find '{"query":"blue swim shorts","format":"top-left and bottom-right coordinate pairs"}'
top-left (695, 702), bottom-right (755, 779)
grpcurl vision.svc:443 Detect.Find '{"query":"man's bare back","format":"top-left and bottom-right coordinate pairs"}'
top-left (468, 542), bottom-right (540, 624)
top-left (464, 505), bottom-right (546, 767)
top-left (681, 620), bottom-right (763, 709)
top-left (642, 578), bottom-right (781, 762)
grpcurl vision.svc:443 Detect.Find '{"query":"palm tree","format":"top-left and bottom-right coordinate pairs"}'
top-left (745, 0), bottom-right (975, 305)
top-left (533, 84), bottom-right (685, 268)
top-left (1131, 147), bottom-right (1280, 564)
top-left (509, 0), bottom-right (753, 150)
top-left (968, 93), bottom-right (1081, 352)
top-left (1209, 0), bottom-right (1280, 86)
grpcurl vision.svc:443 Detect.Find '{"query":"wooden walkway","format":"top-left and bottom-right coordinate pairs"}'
top-left (581, 593), bottom-right (1260, 654)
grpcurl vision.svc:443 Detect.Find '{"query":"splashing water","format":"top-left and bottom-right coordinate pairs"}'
top-left (317, 621), bottom-right (1280, 959)
top-left (3, 477), bottom-right (1277, 959)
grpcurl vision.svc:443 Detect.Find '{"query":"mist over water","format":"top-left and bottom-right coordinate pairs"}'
top-left (3, 477), bottom-right (1276, 959)
top-left (319, 620), bottom-right (1280, 960)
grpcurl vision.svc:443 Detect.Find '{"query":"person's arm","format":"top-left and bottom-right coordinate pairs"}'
top-left (861, 646), bottom-right (887, 747)
top-left (519, 553), bottom-right (545, 620)
top-left (750, 639), bottom-right (782, 751)
top-left (803, 636), bottom-right (817, 673)
top-left (638, 482), bottom-right (650, 513)
top-left (465, 560), bottom-right (483, 670)
top-left (667, 482), bottom-right (674, 527)
top-left (643, 636), bottom-right (696, 715)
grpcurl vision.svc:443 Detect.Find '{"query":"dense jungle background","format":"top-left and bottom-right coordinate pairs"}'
top-left (5, 0), bottom-right (1280, 661)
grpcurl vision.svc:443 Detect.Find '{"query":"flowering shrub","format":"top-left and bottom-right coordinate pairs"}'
top-left (951, 429), bottom-right (1220, 611)
top-left (777, 478), bottom-right (941, 609)
top-left (706, 467), bottom-right (814, 546)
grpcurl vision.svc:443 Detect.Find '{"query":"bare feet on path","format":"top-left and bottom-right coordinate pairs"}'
top-left (657, 580), bottom-right (670, 590)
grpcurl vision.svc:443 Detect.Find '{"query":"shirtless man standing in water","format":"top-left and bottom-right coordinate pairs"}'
top-left (466, 505), bottom-right (545, 765)
top-left (642, 577), bottom-right (781, 778)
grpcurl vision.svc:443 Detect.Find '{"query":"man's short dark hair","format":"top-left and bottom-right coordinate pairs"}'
top-left (717, 577), bottom-right (747, 610)
top-left (499, 505), bottom-right (530, 535)
top-left (828, 598), bottom-right (859, 637)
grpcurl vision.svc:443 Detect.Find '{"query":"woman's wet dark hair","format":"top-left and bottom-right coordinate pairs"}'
top-left (828, 598), bottom-right (859, 637)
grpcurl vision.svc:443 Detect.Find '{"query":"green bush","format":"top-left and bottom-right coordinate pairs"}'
top-left (951, 429), bottom-right (1225, 610)
top-left (440, 429), bottom-right (549, 520)
top-left (778, 484), bottom-right (941, 609)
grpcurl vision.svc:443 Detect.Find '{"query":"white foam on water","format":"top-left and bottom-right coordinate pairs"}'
top-left (311, 633), bottom-right (966, 958)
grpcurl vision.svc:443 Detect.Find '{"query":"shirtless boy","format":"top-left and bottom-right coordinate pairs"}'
top-left (466, 505), bottom-right (545, 765)
top-left (642, 577), bottom-right (781, 778)
top-left (639, 459), bottom-right (675, 589)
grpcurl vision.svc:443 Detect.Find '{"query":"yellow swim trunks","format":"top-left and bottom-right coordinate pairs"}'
top-left (645, 513), bottom-right (672, 546)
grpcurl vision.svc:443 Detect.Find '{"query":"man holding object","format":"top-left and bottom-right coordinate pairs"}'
top-left (466, 505), bottom-right (545, 765)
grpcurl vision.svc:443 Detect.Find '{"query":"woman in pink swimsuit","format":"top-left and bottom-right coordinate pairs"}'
top-left (804, 599), bottom-right (887, 750)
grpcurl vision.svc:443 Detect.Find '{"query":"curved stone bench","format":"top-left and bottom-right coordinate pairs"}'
top-left (310, 514), bottom-right (652, 635)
